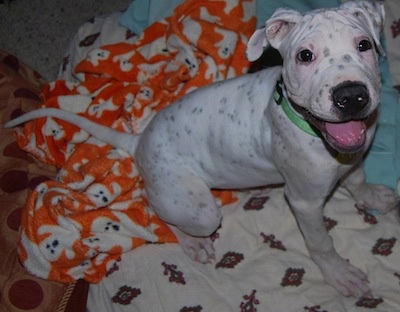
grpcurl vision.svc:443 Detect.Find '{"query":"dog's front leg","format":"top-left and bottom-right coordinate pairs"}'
top-left (342, 164), bottom-right (399, 214)
top-left (285, 184), bottom-right (372, 298)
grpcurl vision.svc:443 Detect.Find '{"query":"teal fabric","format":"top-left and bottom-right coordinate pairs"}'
top-left (255, 0), bottom-right (340, 27)
top-left (119, 0), bottom-right (182, 34)
top-left (364, 55), bottom-right (399, 189)
top-left (120, 0), bottom-right (400, 189)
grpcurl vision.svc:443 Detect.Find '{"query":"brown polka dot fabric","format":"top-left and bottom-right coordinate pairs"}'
top-left (0, 50), bottom-right (88, 312)
top-left (8, 279), bottom-right (44, 310)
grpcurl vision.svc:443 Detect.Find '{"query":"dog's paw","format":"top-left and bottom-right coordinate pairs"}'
top-left (353, 183), bottom-right (399, 214)
top-left (183, 237), bottom-right (216, 264)
top-left (176, 235), bottom-right (215, 263)
top-left (313, 252), bottom-right (372, 298)
top-left (168, 225), bottom-right (215, 263)
top-left (325, 261), bottom-right (372, 298)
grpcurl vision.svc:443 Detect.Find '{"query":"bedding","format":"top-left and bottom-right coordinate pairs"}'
top-left (10, 0), bottom-right (255, 283)
top-left (1, 0), bottom-right (400, 311)
top-left (87, 188), bottom-right (400, 311)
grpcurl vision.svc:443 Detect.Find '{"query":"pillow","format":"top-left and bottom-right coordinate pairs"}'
top-left (0, 50), bottom-right (88, 312)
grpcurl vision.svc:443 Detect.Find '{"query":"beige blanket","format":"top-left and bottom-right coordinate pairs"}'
top-left (88, 187), bottom-right (400, 311)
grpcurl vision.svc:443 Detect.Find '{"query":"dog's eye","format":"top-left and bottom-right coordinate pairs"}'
top-left (358, 39), bottom-right (372, 52)
top-left (297, 49), bottom-right (315, 62)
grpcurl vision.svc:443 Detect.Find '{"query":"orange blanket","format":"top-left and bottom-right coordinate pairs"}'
top-left (13, 0), bottom-right (256, 283)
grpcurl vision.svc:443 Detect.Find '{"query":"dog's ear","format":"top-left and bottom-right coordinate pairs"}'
top-left (340, 0), bottom-right (385, 56)
top-left (246, 8), bottom-right (302, 61)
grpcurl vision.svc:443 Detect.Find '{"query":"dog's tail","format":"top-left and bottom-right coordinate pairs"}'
top-left (4, 108), bottom-right (139, 157)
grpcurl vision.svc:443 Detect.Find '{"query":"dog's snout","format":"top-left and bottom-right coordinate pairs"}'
top-left (332, 82), bottom-right (369, 116)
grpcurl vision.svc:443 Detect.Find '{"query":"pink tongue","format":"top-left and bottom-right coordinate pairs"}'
top-left (325, 120), bottom-right (366, 147)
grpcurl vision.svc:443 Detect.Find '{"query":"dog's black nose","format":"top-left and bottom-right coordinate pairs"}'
top-left (332, 82), bottom-right (369, 116)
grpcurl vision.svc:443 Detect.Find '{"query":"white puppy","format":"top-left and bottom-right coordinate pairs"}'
top-left (5, 1), bottom-right (398, 297)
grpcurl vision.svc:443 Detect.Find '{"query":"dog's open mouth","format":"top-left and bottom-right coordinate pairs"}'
top-left (305, 112), bottom-right (367, 153)
top-left (324, 120), bottom-right (367, 153)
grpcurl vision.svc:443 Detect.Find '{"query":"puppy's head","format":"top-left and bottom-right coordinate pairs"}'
top-left (247, 1), bottom-right (385, 153)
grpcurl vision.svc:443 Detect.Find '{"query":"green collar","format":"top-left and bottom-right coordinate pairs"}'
top-left (274, 79), bottom-right (319, 137)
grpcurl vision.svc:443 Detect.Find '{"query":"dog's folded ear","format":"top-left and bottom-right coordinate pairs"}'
top-left (246, 8), bottom-right (302, 62)
top-left (246, 1), bottom-right (386, 62)
top-left (340, 0), bottom-right (385, 56)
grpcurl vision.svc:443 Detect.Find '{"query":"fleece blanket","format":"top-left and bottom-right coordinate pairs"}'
top-left (13, 0), bottom-right (256, 283)
top-left (87, 187), bottom-right (400, 311)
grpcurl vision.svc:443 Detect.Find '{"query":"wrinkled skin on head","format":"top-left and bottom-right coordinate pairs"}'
top-left (279, 10), bottom-right (381, 122)
top-left (246, 1), bottom-right (385, 153)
